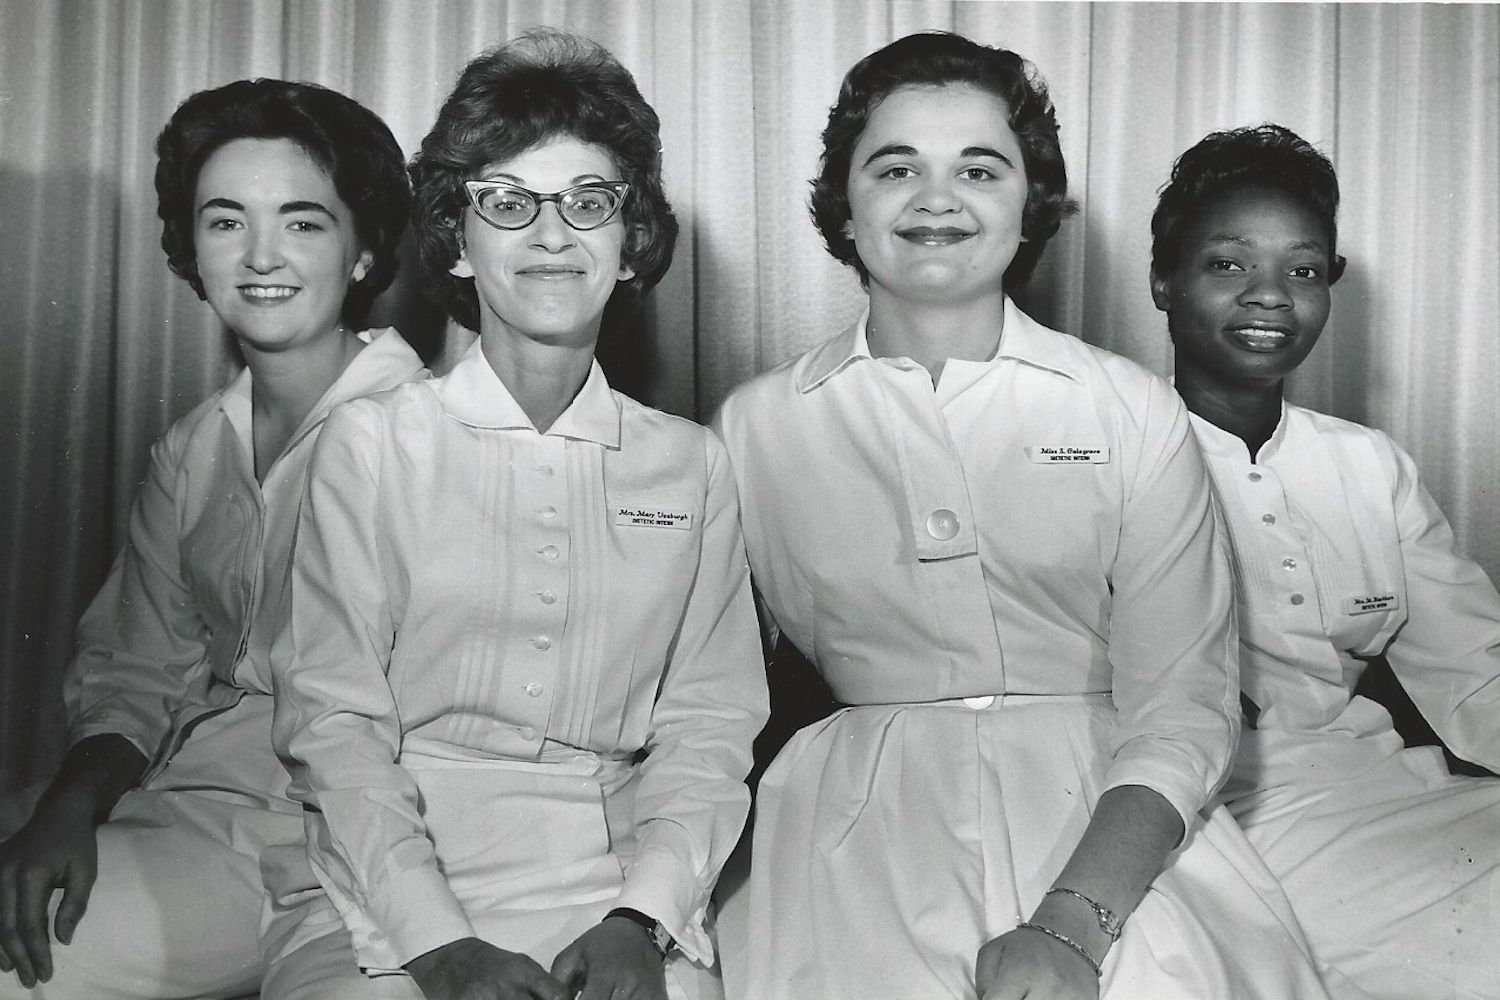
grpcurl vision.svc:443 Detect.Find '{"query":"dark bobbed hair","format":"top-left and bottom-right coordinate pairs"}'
top-left (811, 31), bottom-right (1076, 293)
top-left (1152, 123), bottom-right (1346, 284)
top-left (155, 78), bottom-right (411, 324)
top-left (409, 29), bottom-right (679, 333)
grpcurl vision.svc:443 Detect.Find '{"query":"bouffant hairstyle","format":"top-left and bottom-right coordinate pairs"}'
top-left (1152, 123), bottom-right (1346, 284)
top-left (154, 78), bottom-right (410, 323)
top-left (409, 29), bottom-right (678, 333)
top-left (810, 31), bottom-right (1075, 293)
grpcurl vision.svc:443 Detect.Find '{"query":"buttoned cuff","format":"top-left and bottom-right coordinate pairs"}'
top-left (360, 868), bottom-right (476, 970)
top-left (614, 839), bottom-right (714, 966)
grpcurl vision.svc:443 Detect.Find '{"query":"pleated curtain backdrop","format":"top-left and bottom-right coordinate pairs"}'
top-left (1, 0), bottom-right (1496, 791)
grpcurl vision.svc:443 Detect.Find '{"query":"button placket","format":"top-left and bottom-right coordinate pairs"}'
top-left (516, 439), bottom-right (568, 741)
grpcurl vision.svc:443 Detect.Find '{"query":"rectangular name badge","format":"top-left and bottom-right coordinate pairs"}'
top-left (613, 505), bottom-right (693, 530)
top-left (1344, 593), bottom-right (1400, 616)
top-left (1026, 445), bottom-right (1111, 465)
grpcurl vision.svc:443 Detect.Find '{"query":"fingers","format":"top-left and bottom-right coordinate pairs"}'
top-left (523, 965), bottom-right (573, 1000)
top-left (549, 943), bottom-right (584, 992)
top-left (53, 855), bottom-right (95, 946)
top-left (15, 866), bottom-right (57, 984)
top-left (0, 856), bottom-right (36, 987)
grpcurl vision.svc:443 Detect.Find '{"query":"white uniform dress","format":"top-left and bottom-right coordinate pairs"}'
top-left (1192, 402), bottom-right (1500, 1000)
top-left (0, 330), bottom-right (425, 1000)
top-left (713, 300), bottom-right (1332, 1000)
top-left (263, 340), bottom-right (768, 1000)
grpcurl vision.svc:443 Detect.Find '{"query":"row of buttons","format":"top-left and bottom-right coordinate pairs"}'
top-left (1249, 471), bottom-right (1306, 608)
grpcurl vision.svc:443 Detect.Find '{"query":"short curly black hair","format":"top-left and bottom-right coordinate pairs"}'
top-left (154, 78), bottom-right (410, 324)
top-left (811, 31), bottom-right (1076, 293)
top-left (409, 29), bottom-right (678, 333)
top-left (1152, 123), bottom-right (1346, 284)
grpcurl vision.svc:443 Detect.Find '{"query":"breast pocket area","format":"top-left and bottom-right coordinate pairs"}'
top-left (606, 490), bottom-right (701, 573)
top-left (1324, 589), bottom-right (1406, 656)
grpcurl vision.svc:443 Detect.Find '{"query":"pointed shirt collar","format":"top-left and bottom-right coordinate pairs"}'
top-left (437, 337), bottom-right (622, 448)
top-left (796, 296), bottom-right (1086, 393)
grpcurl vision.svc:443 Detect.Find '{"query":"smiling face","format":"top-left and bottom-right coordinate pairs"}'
top-left (1153, 184), bottom-right (1334, 389)
top-left (193, 137), bottom-right (370, 354)
top-left (452, 134), bottom-right (635, 349)
top-left (844, 83), bottom-right (1029, 309)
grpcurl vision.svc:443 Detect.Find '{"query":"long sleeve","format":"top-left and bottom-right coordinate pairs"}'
top-left (612, 434), bottom-right (769, 963)
top-left (1381, 440), bottom-right (1500, 770)
top-left (272, 401), bottom-right (474, 968)
top-left (64, 431), bottom-right (211, 764)
top-left (1101, 378), bottom-right (1241, 828)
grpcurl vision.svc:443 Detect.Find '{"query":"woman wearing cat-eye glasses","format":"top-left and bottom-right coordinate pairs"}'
top-left (260, 29), bottom-right (767, 1000)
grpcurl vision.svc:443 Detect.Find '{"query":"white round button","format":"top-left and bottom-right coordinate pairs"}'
top-left (536, 464), bottom-right (555, 478)
top-left (524, 682), bottom-right (544, 697)
top-left (538, 505), bottom-right (557, 519)
top-left (538, 545), bottom-right (560, 561)
top-left (533, 636), bottom-right (552, 651)
top-left (1282, 558), bottom-right (1297, 571)
top-left (926, 509), bottom-right (960, 541)
top-left (963, 695), bottom-right (996, 710)
top-left (539, 590), bottom-right (557, 605)
top-left (1248, 471), bottom-right (1263, 482)
top-left (1262, 513), bottom-right (1276, 525)
top-left (520, 726), bottom-right (536, 741)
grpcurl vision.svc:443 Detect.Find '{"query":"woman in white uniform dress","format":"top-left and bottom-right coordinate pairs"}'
top-left (0, 79), bottom-right (422, 1000)
top-left (263, 31), bottom-right (768, 1000)
top-left (1152, 123), bottom-right (1500, 1000)
top-left (714, 32), bottom-right (1331, 1000)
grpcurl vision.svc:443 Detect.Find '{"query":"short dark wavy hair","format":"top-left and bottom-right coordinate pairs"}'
top-left (155, 78), bottom-right (410, 324)
top-left (811, 31), bottom-right (1076, 293)
top-left (410, 29), bottom-right (678, 333)
top-left (1152, 123), bottom-right (1346, 284)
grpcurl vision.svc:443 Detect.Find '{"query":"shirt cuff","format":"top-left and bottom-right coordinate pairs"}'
top-left (1101, 754), bottom-right (1209, 841)
top-left (360, 867), bottom-right (477, 970)
top-left (614, 838), bottom-right (714, 966)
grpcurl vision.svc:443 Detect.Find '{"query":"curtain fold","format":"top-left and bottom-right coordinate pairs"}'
top-left (2, 0), bottom-right (1496, 790)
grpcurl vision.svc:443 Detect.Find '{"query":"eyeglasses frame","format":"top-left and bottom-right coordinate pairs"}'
top-left (461, 180), bottom-right (631, 232)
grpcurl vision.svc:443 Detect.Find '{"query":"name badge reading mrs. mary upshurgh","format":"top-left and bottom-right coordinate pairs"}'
top-left (613, 505), bottom-right (693, 530)
top-left (1025, 445), bottom-right (1111, 464)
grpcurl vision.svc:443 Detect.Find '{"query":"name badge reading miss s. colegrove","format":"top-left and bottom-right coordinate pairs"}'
top-left (613, 505), bottom-right (693, 530)
top-left (1344, 593), bottom-right (1400, 615)
top-left (1026, 445), bottom-right (1111, 465)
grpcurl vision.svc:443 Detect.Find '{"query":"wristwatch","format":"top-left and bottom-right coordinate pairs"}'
top-left (604, 907), bottom-right (673, 959)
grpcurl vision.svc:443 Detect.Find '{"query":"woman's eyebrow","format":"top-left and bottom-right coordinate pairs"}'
top-left (861, 143), bottom-right (917, 167)
top-left (281, 200), bottom-right (338, 219)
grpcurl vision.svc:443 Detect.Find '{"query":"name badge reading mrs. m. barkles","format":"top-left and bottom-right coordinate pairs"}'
top-left (1343, 593), bottom-right (1400, 615)
top-left (613, 505), bottom-right (693, 530)
top-left (1026, 445), bottom-right (1111, 465)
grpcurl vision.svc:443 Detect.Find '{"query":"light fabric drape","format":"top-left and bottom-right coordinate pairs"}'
top-left (2, 0), bottom-right (1496, 793)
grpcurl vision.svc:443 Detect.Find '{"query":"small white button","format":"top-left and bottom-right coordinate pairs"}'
top-left (533, 635), bottom-right (552, 651)
top-left (1290, 593), bottom-right (1305, 606)
top-left (963, 695), bottom-right (995, 709)
top-left (538, 505), bottom-right (557, 519)
top-left (926, 508), bottom-right (959, 541)
top-left (536, 464), bottom-right (555, 478)
top-left (1262, 513), bottom-right (1277, 525)
top-left (1282, 558), bottom-right (1297, 571)
top-left (524, 682), bottom-right (544, 697)
top-left (520, 726), bottom-right (536, 741)
top-left (538, 545), bottom-right (560, 561)
top-left (1248, 471), bottom-right (1263, 482)
top-left (539, 590), bottom-right (557, 605)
